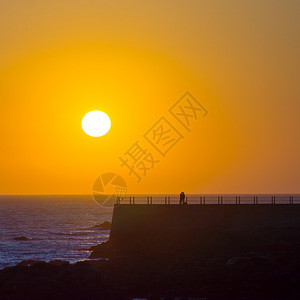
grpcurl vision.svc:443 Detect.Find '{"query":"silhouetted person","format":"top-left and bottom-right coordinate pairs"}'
top-left (180, 192), bottom-right (185, 204)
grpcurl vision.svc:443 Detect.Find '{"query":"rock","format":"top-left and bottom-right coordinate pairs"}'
top-left (17, 260), bottom-right (46, 267)
top-left (71, 261), bottom-right (102, 283)
top-left (89, 241), bottom-right (111, 258)
top-left (17, 260), bottom-right (69, 267)
top-left (14, 236), bottom-right (29, 241)
top-left (90, 221), bottom-right (111, 230)
top-left (0, 260), bottom-right (114, 299)
top-left (89, 245), bottom-right (98, 251)
top-left (49, 260), bottom-right (70, 266)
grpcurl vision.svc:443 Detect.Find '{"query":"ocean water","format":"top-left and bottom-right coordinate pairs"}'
top-left (0, 195), bottom-right (113, 269)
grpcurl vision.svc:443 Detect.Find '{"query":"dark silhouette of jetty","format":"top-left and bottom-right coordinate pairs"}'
top-left (87, 194), bottom-right (300, 298)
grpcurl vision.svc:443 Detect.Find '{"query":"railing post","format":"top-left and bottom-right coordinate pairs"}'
top-left (221, 196), bottom-right (223, 204)
top-left (271, 196), bottom-right (275, 204)
top-left (133, 196), bottom-right (135, 204)
top-left (168, 196), bottom-right (170, 204)
top-left (203, 196), bottom-right (205, 204)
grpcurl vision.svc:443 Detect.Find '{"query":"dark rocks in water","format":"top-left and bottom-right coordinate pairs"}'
top-left (17, 260), bottom-right (45, 267)
top-left (89, 245), bottom-right (98, 251)
top-left (90, 221), bottom-right (111, 230)
top-left (0, 260), bottom-right (115, 299)
top-left (2, 233), bottom-right (300, 299)
top-left (14, 236), bottom-right (28, 241)
top-left (17, 260), bottom-right (69, 267)
top-left (89, 241), bottom-right (111, 258)
top-left (49, 260), bottom-right (70, 266)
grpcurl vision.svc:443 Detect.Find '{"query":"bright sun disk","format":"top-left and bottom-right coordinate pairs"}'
top-left (82, 110), bottom-right (111, 137)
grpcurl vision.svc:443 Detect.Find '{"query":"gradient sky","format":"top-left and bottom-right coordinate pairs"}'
top-left (0, 0), bottom-right (299, 194)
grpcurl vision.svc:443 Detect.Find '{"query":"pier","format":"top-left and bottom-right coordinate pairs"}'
top-left (116, 194), bottom-right (300, 205)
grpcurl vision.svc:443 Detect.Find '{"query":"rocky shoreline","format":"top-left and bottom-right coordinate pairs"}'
top-left (1, 220), bottom-right (300, 299)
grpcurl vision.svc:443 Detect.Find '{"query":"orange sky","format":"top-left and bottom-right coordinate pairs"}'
top-left (0, 1), bottom-right (299, 194)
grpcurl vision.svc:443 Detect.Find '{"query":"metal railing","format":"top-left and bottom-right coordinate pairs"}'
top-left (116, 194), bottom-right (300, 205)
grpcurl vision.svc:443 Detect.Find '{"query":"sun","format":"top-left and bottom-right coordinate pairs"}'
top-left (82, 111), bottom-right (111, 137)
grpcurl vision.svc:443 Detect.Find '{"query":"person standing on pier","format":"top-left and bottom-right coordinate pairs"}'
top-left (180, 192), bottom-right (185, 204)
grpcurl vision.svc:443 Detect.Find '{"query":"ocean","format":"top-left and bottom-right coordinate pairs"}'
top-left (0, 195), bottom-right (112, 269)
